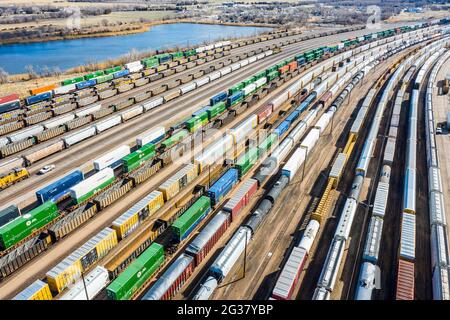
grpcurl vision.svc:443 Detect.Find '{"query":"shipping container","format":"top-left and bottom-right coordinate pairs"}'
top-left (36, 170), bottom-right (84, 204)
top-left (207, 169), bottom-right (239, 206)
top-left (106, 243), bottom-right (164, 300)
top-left (94, 145), bottom-right (130, 171)
top-left (0, 201), bottom-right (58, 250)
top-left (0, 205), bottom-right (20, 228)
top-left (69, 168), bottom-right (115, 204)
top-left (172, 196), bottom-right (211, 242)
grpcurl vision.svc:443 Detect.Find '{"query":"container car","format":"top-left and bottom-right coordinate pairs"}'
top-left (94, 145), bottom-right (131, 171)
top-left (69, 168), bottom-right (115, 204)
top-left (172, 196), bottom-right (211, 242)
top-left (207, 169), bottom-right (238, 206)
top-left (35, 170), bottom-right (84, 204)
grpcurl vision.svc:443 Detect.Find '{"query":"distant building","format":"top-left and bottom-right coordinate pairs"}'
top-left (405, 7), bottom-right (423, 13)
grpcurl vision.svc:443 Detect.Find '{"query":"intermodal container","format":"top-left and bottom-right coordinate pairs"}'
top-left (69, 168), bottom-right (115, 204)
top-left (161, 129), bottom-right (188, 149)
top-left (36, 170), bottom-right (84, 204)
top-left (0, 201), bottom-right (58, 250)
top-left (210, 92), bottom-right (228, 106)
top-left (31, 84), bottom-right (57, 96)
top-left (122, 144), bottom-right (155, 172)
top-left (0, 205), bottom-right (20, 228)
top-left (136, 126), bottom-right (165, 146)
top-left (25, 92), bottom-right (52, 106)
top-left (172, 196), bottom-right (211, 242)
top-left (207, 169), bottom-right (238, 206)
top-left (94, 145), bottom-right (131, 171)
top-left (0, 94), bottom-right (20, 114)
top-left (235, 147), bottom-right (259, 177)
top-left (106, 243), bottom-right (164, 300)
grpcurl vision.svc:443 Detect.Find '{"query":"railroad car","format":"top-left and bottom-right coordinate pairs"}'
top-left (35, 170), bottom-right (84, 204)
top-left (59, 266), bottom-right (109, 300)
top-left (13, 280), bottom-right (52, 300)
top-left (172, 196), bottom-right (211, 242)
top-left (0, 167), bottom-right (29, 190)
top-left (69, 168), bottom-right (115, 204)
top-left (121, 144), bottom-right (156, 173)
top-left (106, 243), bottom-right (164, 300)
top-left (46, 227), bottom-right (118, 293)
top-left (0, 201), bottom-right (58, 250)
top-left (141, 253), bottom-right (194, 300)
top-left (0, 94), bottom-right (21, 114)
top-left (207, 169), bottom-right (239, 206)
top-left (0, 205), bottom-right (21, 228)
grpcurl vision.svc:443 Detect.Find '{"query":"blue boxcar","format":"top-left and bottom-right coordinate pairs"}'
top-left (210, 92), bottom-right (228, 106)
top-left (192, 106), bottom-right (210, 117)
top-left (274, 121), bottom-right (290, 137)
top-left (0, 101), bottom-right (20, 114)
top-left (226, 91), bottom-right (244, 107)
top-left (75, 79), bottom-right (97, 90)
top-left (112, 69), bottom-right (130, 79)
top-left (159, 55), bottom-right (172, 64)
top-left (296, 101), bottom-right (309, 113)
top-left (36, 170), bottom-right (84, 204)
top-left (296, 57), bottom-right (306, 65)
top-left (285, 110), bottom-right (300, 125)
top-left (207, 169), bottom-right (239, 206)
top-left (304, 92), bottom-right (317, 105)
top-left (25, 91), bottom-right (52, 106)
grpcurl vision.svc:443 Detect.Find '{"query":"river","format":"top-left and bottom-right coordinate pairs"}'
top-left (0, 23), bottom-right (272, 74)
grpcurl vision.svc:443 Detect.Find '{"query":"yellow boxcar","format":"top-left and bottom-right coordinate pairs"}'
top-left (111, 190), bottom-right (164, 239)
top-left (46, 228), bottom-right (118, 293)
top-left (0, 168), bottom-right (29, 190)
top-left (13, 280), bottom-right (53, 300)
top-left (158, 164), bottom-right (198, 201)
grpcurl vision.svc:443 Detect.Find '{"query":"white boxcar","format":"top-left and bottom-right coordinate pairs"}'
top-left (220, 66), bottom-right (232, 77)
top-left (143, 97), bottom-right (164, 111)
top-left (194, 134), bottom-right (234, 168)
top-left (192, 276), bottom-right (218, 300)
top-left (362, 216), bottom-right (383, 263)
top-left (63, 126), bottom-right (96, 147)
top-left (243, 83), bottom-right (257, 96)
top-left (58, 266), bottom-right (109, 300)
top-left (195, 77), bottom-right (210, 87)
top-left (136, 126), bottom-right (165, 147)
top-left (94, 145), bottom-right (130, 171)
top-left (271, 91), bottom-right (289, 110)
top-left (399, 212), bottom-right (416, 261)
top-left (300, 128), bottom-right (320, 151)
top-left (119, 105), bottom-right (144, 121)
top-left (75, 104), bottom-right (102, 118)
top-left (180, 83), bottom-right (196, 95)
top-left (69, 168), bottom-right (115, 201)
top-left (8, 125), bottom-right (44, 142)
top-left (210, 226), bottom-right (251, 280)
top-left (43, 113), bottom-right (75, 129)
top-left (54, 84), bottom-right (76, 95)
top-left (270, 137), bottom-right (294, 164)
top-left (282, 147), bottom-right (306, 180)
top-left (94, 115), bottom-right (122, 133)
top-left (228, 115), bottom-right (257, 144)
top-left (429, 191), bottom-right (446, 226)
top-left (298, 220), bottom-right (320, 254)
top-left (431, 224), bottom-right (449, 269)
top-left (208, 71), bottom-right (221, 81)
top-left (288, 121), bottom-right (307, 145)
top-left (335, 198), bottom-right (358, 240)
top-left (314, 112), bottom-right (332, 134)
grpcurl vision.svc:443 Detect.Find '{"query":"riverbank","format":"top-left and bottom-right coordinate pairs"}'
top-left (0, 19), bottom-right (277, 46)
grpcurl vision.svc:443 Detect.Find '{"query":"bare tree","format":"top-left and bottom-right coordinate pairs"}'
top-left (25, 65), bottom-right (38, 79)
top-left (0, 67), bottom-right (9, 84)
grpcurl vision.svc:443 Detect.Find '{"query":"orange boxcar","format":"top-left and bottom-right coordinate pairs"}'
top-left (30, 84), bottom-right (57, 96)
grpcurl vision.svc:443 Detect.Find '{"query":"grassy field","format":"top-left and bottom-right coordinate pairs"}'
top-left (387, 9), bottom-right (450, 23)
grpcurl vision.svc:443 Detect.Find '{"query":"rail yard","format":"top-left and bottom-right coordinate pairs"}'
top-left (0, 17), bottom-right (449, 302)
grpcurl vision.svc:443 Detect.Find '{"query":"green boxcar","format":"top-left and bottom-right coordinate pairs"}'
top-left (228, 83), bottom-right (245, 95)
top-left (95, 74), bottom-right (114, 84)
top-left (161, 130), bottom-right (189, 149)
top-left (185, 117), bottom-right (203, 133)
top-left (171, 52), bottom-right (184, 60)
top-left (235, 147), bottom-right (259, 177)
top-left (265, 65), bottom-right (278, 74)
top-left (267, 70), bottom-right (279, 81)
top-left (207, 102), bottom-right (226, 120)
top-left (61, 76), bottom-right (84, 86)
top-left (104, 66), bottom-right (122, 75)
top-left (122, 144), bottom-right (156, 172)
top-left (172, 196), bottom-right (211, 241)
top-left (258, 133), bottom-right (278, 155)
top-left (85, 70), bottom-right (104, 80)
top-left (0, 202), bottom-right (58, 250)
top-left (242, 78), bottom-right (254, 87)
top-left (184, 49), bottom-right (197, 57)
top-left (254, 71), bottom-right (266, 81)
top-left (74, 177), bottom-right (115, 204)
top-left (305, 53), bottom-right (315, 62)
top-left (106, 243), bottom-right (164, 300)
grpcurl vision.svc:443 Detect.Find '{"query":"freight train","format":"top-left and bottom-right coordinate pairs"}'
top-left (8, 25), bottom-right (442, 300)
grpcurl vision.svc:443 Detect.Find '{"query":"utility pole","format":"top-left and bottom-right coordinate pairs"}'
top-left (302, 148), bottom-right (308, 181)
top-left (81, 272), bottom-right (89, 300)
top-left (243, 229), bottom-right (248, 279)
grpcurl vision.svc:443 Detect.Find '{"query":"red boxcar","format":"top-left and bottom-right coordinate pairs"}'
top-left (288, 61), bottom-right (298, 71)
top-left (271, 247), bottom-right (308, 300)
top-left (256, 103), bottom-right (273, 124)
top-left (396, 259), bottom-right (415, 300)
top-left (223, 178), bottom-right (258, 220)
top-left (185, 211), bottom-right (231, 266)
